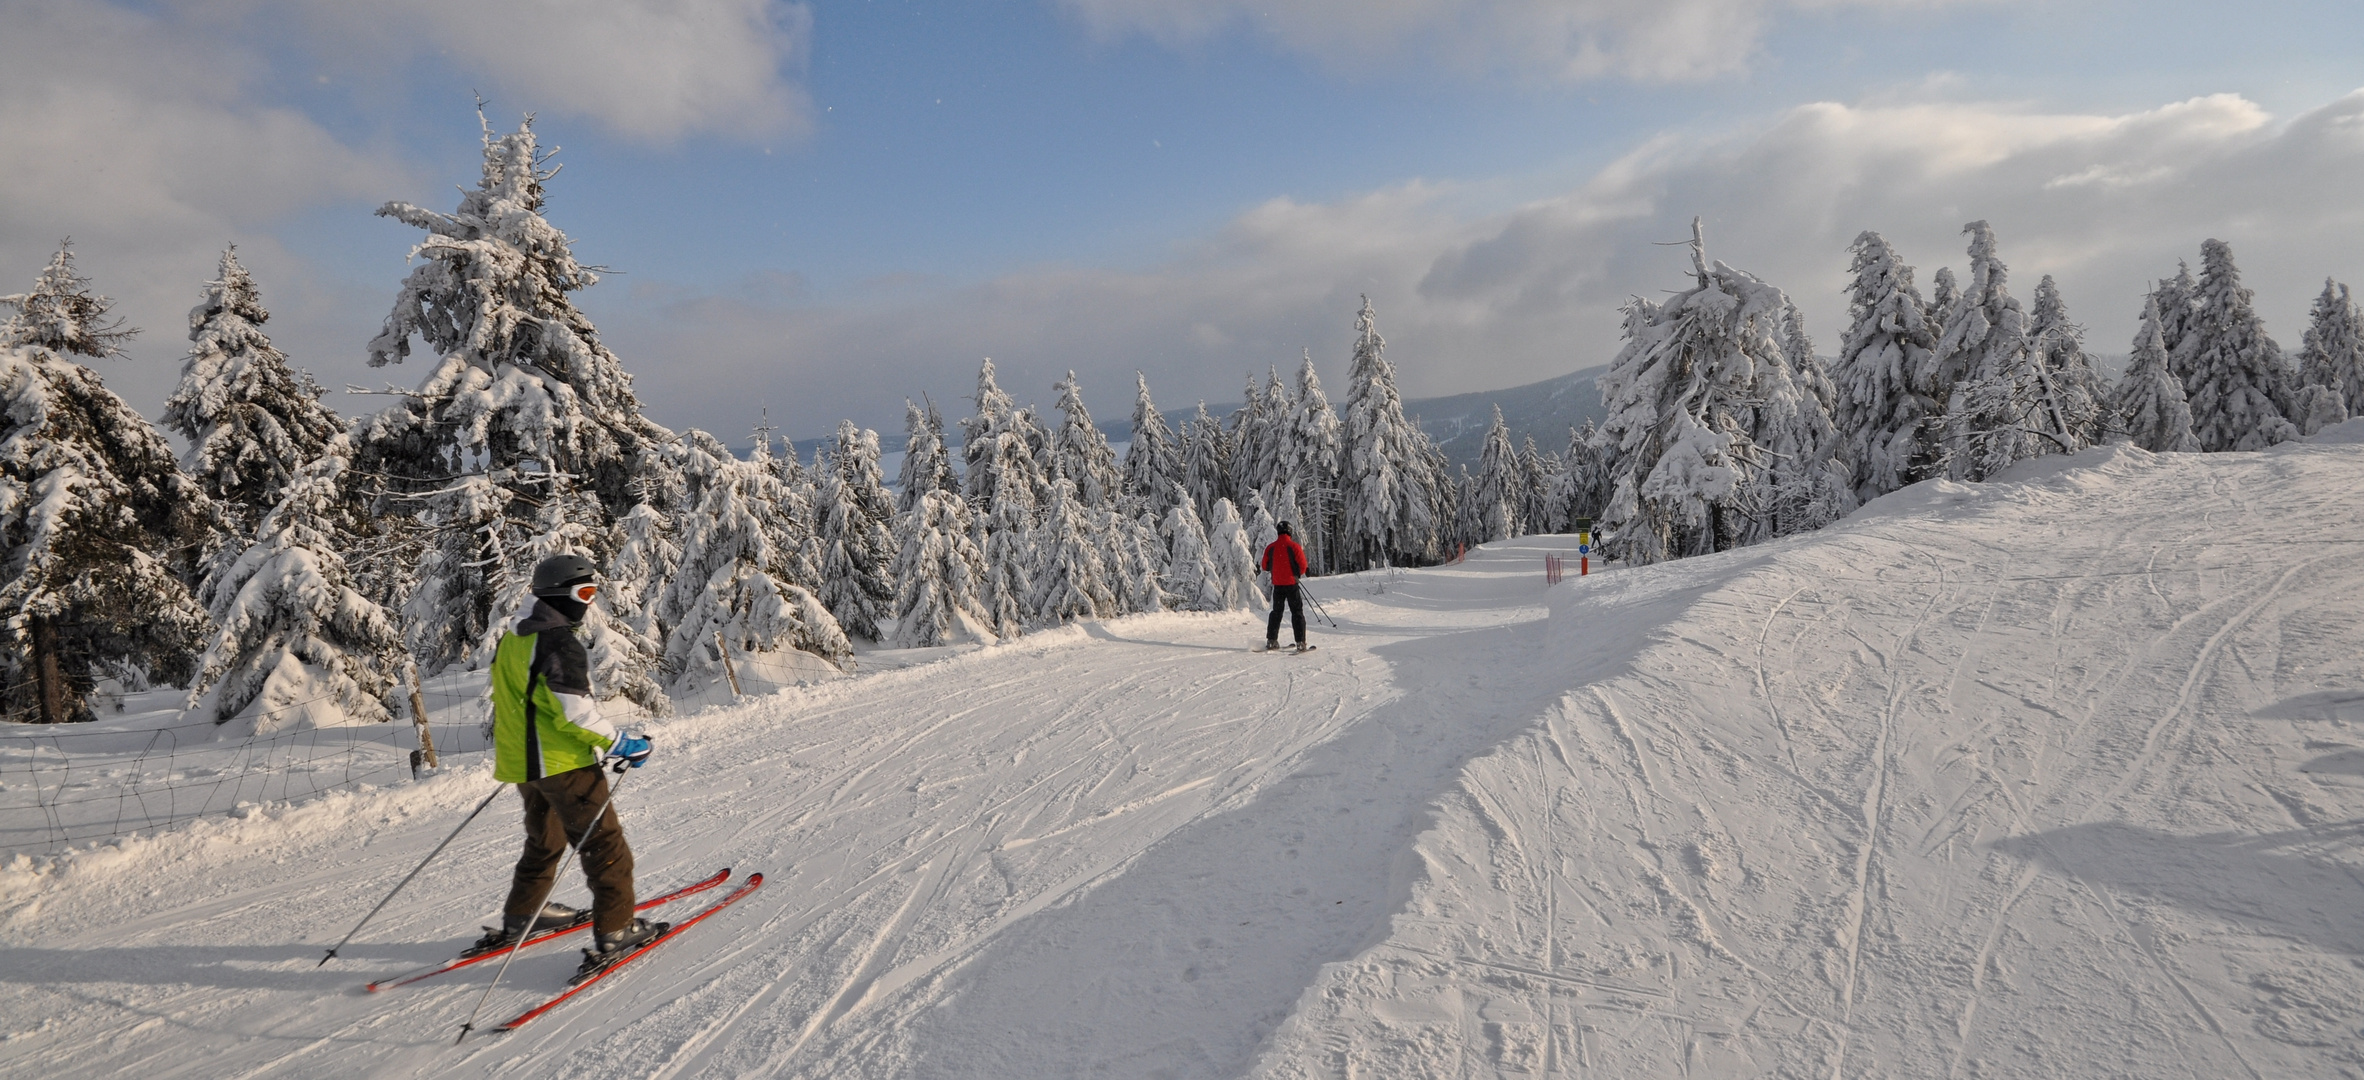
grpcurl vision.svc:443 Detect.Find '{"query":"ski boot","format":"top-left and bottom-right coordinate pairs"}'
top-left (572, 918), bottom-right (667, 983)
top-left (462, 901), bottom-right (587, 957)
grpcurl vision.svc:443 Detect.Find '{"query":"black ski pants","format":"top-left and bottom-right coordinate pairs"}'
top-left (1267, 583), bottom-right (1306, 645)
top-left (506, 765), bottom-right (636, 935)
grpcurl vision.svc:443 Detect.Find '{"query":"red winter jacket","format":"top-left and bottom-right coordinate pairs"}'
top-left (1262, 535), bottom-right (1307, 587)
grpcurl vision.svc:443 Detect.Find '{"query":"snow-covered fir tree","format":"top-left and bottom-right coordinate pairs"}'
top-left (186, 436), bottom-right (407, 730)
top-left (1181, 402), bottom-right (1230, 520)
top-left (2178, 239), bottom-right (2297, 452)
top-left (0, 254), bottom-right (213, 722)
top-left (1473, 405), bottom-right (1522, 542)
top-left (1935, 222), bottom-right (2068, 480)
top-left (1280, 349), bottom-right (1341, 573)
top-left (1050, 372), bottom-right (1123, 509)
top-left (1205, 498), bottom-right (1260, 609)
top-left (2112, 298), bottom-right (2200, 453)
top-left (1450, 466), bottom-right (1484, 552)
top-left (888, 489), bottom-right (994, 648)
top-left (1114, 509), bottom-right (1170, 615)
top-left (658, 445), bottom-right (851, 687)
top-left (1123, 372), bottom-right (1184, 521)
top-left (897, 398), bottom-right (957, 514)
top-left (1226, 372), bottom-right (1270, 505)
top-left (1927, 266), bottom-right (1959, 345)
top-left (817, 421), bottom-right (899, 642)
top-left (1518, 436), bottom-right (1553, 538)
top-left (977, 433), bottom-right (1038, 640)
top-left (2027, 274), bottom-right (2111, 449)
top-left (2299, 279), bottom-right (2364, 418)
top-left (1161, 485), bottom-right (1227, 612)
top-left (1738, 300), bottom-right (1848, 542)
top-left (162, 248), bottom-right (343, 533)
top-left (604, 500), bottom-right (676, 640)
top-left (2150, 261), bottom-right (2200, 387)
top-left (960, 358), bottom-right (1022, 514)
top-left (1593, 220), bottom-right (1780, 564)
top-left (1831, 231), bottom-right (1941, 502)
top-left (1338, 296), bottom-right (1432, 570)
top-left (1242, 489), bottom-right (1279, 568)
top-left (1030, 477), bottom-right (1116, 625)
top-left (1, 243), bottom-right (136, 360)
top-left (1545, 420), bottom-right (1611, 533)
top-left (358, 113), bottom-right (672, 674)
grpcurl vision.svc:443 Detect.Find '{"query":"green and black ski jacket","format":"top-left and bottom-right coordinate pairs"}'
top-left (491, 600), bottom-right (618, 782)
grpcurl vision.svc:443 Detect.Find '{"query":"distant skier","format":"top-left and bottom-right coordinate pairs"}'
top-left (1261, 522), bottom-right (1311, 653)
top-left (472, 554), bottom-right (662, 975)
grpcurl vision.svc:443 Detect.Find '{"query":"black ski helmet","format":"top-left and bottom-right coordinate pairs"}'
top-left (529, 553), bottom-right (597, 596)
top-left (1276, 521), bottom-right (1294, 537)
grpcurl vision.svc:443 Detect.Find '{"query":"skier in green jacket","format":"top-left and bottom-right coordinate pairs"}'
top-left (470, 554), bottom-right (661, 973)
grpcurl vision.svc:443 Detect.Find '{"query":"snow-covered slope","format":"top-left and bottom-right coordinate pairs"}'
top-left (5, 435), bottom-right (2362, 1079)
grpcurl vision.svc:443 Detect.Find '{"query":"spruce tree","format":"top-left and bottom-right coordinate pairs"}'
top-left (1594, 220), bottom-right (1781, 564)
top-left (1281, 349), bottom-right (1341, 574)
top-left (1832, 231), bottom-right (1941, 501)
top-left (1518, 436), bottom-right (1552, 538)
top-left (817, 421), bottom-right (898, 642)
top-left (360, 113), bottom-right (672, 675)
top-left (1546, 420), bottom-right (1611, 534)
top-left (897, 398), bottom-right (957, 514)
top-left (163, 248), bottom-right (344, 533)
top-left (2178, 239), bottom-right (2298, 452)
top-left (0, 247), bottom-right (212, 722)
top-left (1030, 477), bottom-right (1116, 625)
top-left (2112, 298), bottom-right (2200, 453)
top-left (1204, 498), bottom-right (1259, 609)
top-left (2299, 279), bottom-right (2364, 418)
top-left (658, 443), bottom-right (851, 685)
top-left (1226, 372), bottom-right (1268, 505)
top-left (1117, 509), bottom-right (1171, 615)
top-left (959, 357), bottom-right (1020, 514)
top-left (2150, 262), bottom-right (2200, 387)
top-left (889, 489), bottom-right (994, 648)
top-left (1936, 222), bottom-right (2091, 480)
top-left (977, 433), bottom-right (1038, 640)
top-left (1051, 372), bottom-right (1123, 509)
top-left (1474, 405), bottom-right (1521, 542)
top-left (1181, 402), bottom-right (1230, 520)
top-left (1927, 266), bottom-right (1959, 346)
top-left (1161, 486), bottom-right (1226, 612)
top-left (1338, 296), bottom-right (1429, 570)
top-left (2028, 274), bottom-right (2111, 449)
top-left (1123, 373), bottom-right (1184, 521)
top-left (604, 501), bottom-right (677, 640)
top-left (187, 435), bottom-right (407, 729)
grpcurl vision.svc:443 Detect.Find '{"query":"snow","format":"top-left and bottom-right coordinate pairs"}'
top-left (5, 433), bottom-right (2364, 1077)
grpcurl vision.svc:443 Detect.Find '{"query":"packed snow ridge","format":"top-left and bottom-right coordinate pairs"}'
top-left (6, 431), bottom-right (2364, 1078)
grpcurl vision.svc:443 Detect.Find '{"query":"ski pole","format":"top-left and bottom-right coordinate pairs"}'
top-left (319, 786), bottom-right (502, 967)
top-left (1299, 584), bottom-right (1339, 628)
top-left (457, 758), bottom-right (631, 1044)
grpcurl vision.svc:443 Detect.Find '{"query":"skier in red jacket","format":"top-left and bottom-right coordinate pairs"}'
top-left (1261, 522), bottom-right (1311, 653)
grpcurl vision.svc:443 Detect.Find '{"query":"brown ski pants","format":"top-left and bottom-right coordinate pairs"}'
top-left (504, 765), bottom-right (637, 935)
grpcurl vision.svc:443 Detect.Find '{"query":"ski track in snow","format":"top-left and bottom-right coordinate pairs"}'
top-left (7, 438), bottom-right (2364, 1077)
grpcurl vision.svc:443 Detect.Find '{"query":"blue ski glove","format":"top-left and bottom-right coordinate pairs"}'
top-left (609, 733), bottom-right (653, 769)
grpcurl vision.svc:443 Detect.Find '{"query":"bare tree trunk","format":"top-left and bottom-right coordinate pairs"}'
top-left (31, 616), bottom-right (66, 724)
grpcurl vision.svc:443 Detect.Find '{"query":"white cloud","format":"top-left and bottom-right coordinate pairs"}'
top-left (1055, 0), bottom-right (1977, 83)
top-left (0, 0), bottom-right (416, 417)
top-left (601, 89), bottom-right (2364, 441)
top-left (280, 0), bottom-right (815, 142)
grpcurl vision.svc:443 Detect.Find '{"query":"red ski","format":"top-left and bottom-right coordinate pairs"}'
top-left (494, 872), bottom-right (765, 1032)
top-left (366, 868), bottom-right (732, 992)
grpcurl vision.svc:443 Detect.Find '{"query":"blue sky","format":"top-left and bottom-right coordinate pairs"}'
top-left (5, 0), bottom-right (2362, 445)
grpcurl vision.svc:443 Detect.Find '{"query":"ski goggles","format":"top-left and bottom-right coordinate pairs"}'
top-left (568, 582), bottom-right (599, 604)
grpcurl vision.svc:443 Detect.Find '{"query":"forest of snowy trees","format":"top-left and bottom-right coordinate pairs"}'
top-left (2, 117), bottom-right (2359, 726)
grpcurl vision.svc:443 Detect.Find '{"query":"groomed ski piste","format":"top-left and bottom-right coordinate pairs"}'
top-left (5, 431), bottom-right (2363, 1079)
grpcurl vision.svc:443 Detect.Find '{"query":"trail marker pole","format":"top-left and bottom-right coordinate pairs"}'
top-left (1575, 517), bottom-right (1594, 577)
